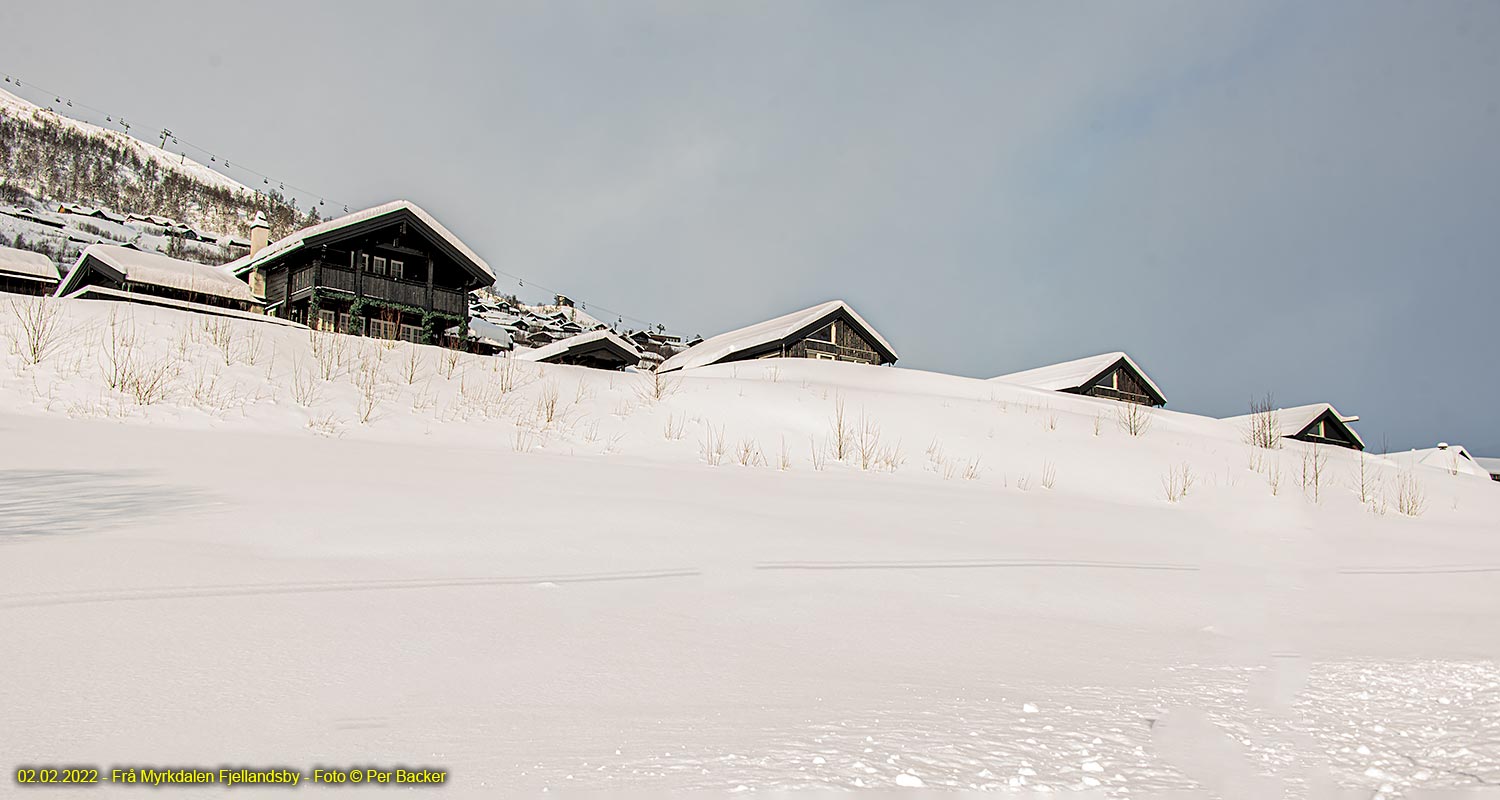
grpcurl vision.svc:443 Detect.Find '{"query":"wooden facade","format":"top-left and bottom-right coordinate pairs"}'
top-left (1289, 409), bottom-right (1363, 450)
top-left (61, 250), bottom-right (257, 312)
top-left (778, 317), bottom-right (887, 365)
top-left (0, 272), bottom-right (56, 296)
top-left (245, 206), bottom-right (490, 345)
top-left (1070, 359), bottom-right (1165, 406)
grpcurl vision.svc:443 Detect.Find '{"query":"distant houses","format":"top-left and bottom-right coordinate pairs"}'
top-left (0, 245), bottom-right (60, 295)
top-left (515, 329), bottom-right (642, 370)
top-left (227, 201), bottom-right (494, 344)
top-left (1477, 456), bottom-right (1500, 482)
top-left (54, 244), bottom-right (266, 320)
top-left (1385, 443), bottom-right (1491, 478)
top-left (1222, 402), bottom-right (1365, 451)
top-left (991, 351), bottom-right (1166, 407)
top-left (657, 300), bottom-right (897, 373)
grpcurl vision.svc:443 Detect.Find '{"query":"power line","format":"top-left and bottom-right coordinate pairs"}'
top-left (0, 68), bottom-right (678, 334)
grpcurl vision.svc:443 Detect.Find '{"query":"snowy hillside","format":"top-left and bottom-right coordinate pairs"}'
top-left (3, 296), bottom-right (1498, 796)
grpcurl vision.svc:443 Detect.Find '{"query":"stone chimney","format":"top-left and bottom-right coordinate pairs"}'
top-left (250, 211), bottom-right (271, 256)
top-left (246, 211), bottom-right (271, 301)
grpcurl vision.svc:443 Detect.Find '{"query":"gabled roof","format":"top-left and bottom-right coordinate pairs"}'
top-left (991, 351), bottom-right (1167, 404)
top-left (515, 329), bottom-right (641, 365)
top-left (225, 200), bottom-right (495, 284)
top-left (57, 244), bottom-right (257, 304)
top-left (657, 300), bottom-right (898, 373)
top-left (1386, 444), bottom-right (1491, 478)
top-left (1221, 403), bottom-right (1365, 449)
top-left (0, 245), bottom-right (59, 282)
top-left (465, 317), bottom-right (514, 350)
top-left (1475, 456), bottom-right (1500, 477)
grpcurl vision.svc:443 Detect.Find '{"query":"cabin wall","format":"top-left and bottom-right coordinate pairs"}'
top-left (784, 318), bottom-right (884, 365)
top-left (1081, 365), bottom-right (1161, 406)
top-left (0, 275), bottom-right (57, 296)
top-left (1292, 411), bottom-right (1362, 450)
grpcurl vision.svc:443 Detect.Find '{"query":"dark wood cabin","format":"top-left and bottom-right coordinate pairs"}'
top-left (518, 330), bottom-right (642, 371)
top-left (55, 244), bottom-right (259, 312)
top-left (0, 245), bottom-right (60, 296)
top-left (232, 201), bottom-right (494, 345)
top-left (1288, 408), bottom-right (1364, 450)
top-left (992, 351), bottom-right (1167, 407)
top-left (657, 300), bottom-right (898, 373)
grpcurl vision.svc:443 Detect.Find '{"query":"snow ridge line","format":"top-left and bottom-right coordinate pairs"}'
top-left (1336, 565), bottom-right (1500, 575)
top-left (755, 559), bottom-right (1200, 572)
top-left (0, 568), bottom-right (703, 609)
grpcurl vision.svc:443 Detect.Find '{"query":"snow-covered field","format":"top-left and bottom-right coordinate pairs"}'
top-left (2, 296), bottom-right (1497, 797)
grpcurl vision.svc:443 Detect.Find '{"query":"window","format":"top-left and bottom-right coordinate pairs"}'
top-left (367, 318), bottom-right (398, 340)
top-left (808, 323), bottom-right (834, 343)
top-left (359, 253), bottom-right (370, 272)
top-left (1308, 420), bottom-right (1325, 437)
top-left (372, 256), bottom-right (387, 276)
top-left (315, 309), bottom-right (336, 332)
top-left (399, 323), bottom-right (422, 343)
top-left (1105, 370), bottom-right (1119, 390)
top-left (811, 351), bottom-right (838, 360)
top-left (389, 259), bottom-right (404, 280)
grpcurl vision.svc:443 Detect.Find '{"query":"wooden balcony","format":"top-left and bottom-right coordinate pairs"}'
top-left (289, 265), bottom-right (467, 316)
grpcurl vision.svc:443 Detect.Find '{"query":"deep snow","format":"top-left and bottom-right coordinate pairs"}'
top-left (1, 296), bottom-right (1497, 797)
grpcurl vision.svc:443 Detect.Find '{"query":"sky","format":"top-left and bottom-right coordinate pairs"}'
top-left (3, 1), bottom-right (1497, 452)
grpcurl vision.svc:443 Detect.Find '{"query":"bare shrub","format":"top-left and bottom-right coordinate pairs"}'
top-left (962, 458), bottom-right (983, 481)
top-left (1393, 469), bottom-right (1426, 517)
top-left (7, 295), bottom-right (66, 364)
top-left (438, 346), bottom-right (464, 379)
top-left (99, 308), bottom-right (139, 390)
top-left (829, 394), bottom-right (852, 461)
top-left (1116, 401), bottom-right (1153, 437)
top-left (123, 357), bottom-right (176, 405)
top-left (290, 359), bottom-right (322, 407)
top-left (700, 423), bottom-right (728, 466)
top-left (306, 412), bottom-right (343, 437)
top-left (1298, 444), bottom-right (1330, 502)
top-left (204, 318), bottom-right (235, 365)
top-left (637, 369), bottom-right (678, 403)
top-left (309, 330), bottom-right (343, 380)
top-left (1042, 407), bottom-right (1058, 432)
top-left (1267, 458), bottom-right (1282, 496)
top-left (1041, 460), bottom-right (1057, 490)
top-left (778, 437), bottom-right (791, 471)
top-left (399, 345), bottom-right (424, 385)
top-left (662, 413), bottom-right (686, 441)
top-left (809, 437), bottom-right (828, 471)
top-left (1246, 393), bottom-right (1283, 449)
top-left (1162, 462), bottom-right (1195, 503)
top-left (353, 351), bottom-right (388, 424)
top-left (1354, 450), bottom-right (1380, 506)
top-left (1093, 412), bottom-right (1104, 437)
top-left (736, 439), bottom-right (766, 467)
top-left (765, 365), bottom-right (781, 383)
top-left (242, 327), bottom-right (264, 366)
top-left (535, 380), bottom-right (562, 425)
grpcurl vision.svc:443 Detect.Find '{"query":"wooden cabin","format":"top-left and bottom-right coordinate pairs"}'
top-left (0, 245), bottom-right (60, 295)
top-left (55, 244), bottom-right (262, 316)
top-left (991, 351), bottom-right (1166, 406)
top-left (656, 300), bottom-right (898, 373)
top-left (1222, 403), bottom-right (1365, 451)
top-left (516, 329), bottom-right (642, 370)
top-left (228, 201), bottom-right (494, 345)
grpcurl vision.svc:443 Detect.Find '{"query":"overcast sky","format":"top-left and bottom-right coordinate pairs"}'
top-left (5, 1), bottom-right (1497, 452)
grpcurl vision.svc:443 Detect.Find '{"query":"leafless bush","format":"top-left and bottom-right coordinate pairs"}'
top-left (582, 419), bottom-right (601, 444)
top-left (495, 356), bottom-right (527, 393)
top-left (306, 412), bottom-right (343, 437)
top-left (736, 438), bottom-right (766, 467)
top-left (1093, 412), bottom-right (1104, 436)
top-left (637, 369), bottom-right (679, 402)
top-left (1267, 458), bottom-right (1282, 496)
top-left (536, 380), bottom-right (562, 425)
top-left (962, 457), bottom-right (983, 481)
top-left (512, 422), bottom-right (539, 453)
top-left (1116, 401), bottom-right (1153, 437)
top-left (290, 359), bottom-right (321, 407)
top-left (765, 365), bottom-right (781, 383)
top-left (809, 437), bottom-right (828, 471)
top-left (829, 394), bottom-right (852, 461)
top-left (778, 437), bottom-right (791, 471)
top-left (204, 318), bottom-right (235, 365)
top-left (123, 356), bottom-right (176, 405)
top-left (662, 413), bottom-right (686, 440)
top-left (438, 345), bottom-right (464, 379)
top-left (855, 411), bottom-right (883, 471)
top-left (7, 295), bottom-right (66, 364)
top-left (242, 327), bottom-right (264, 366)
top-left (309, 330), bottom-right (343, 380)
top-left (1017, 474), bottom-right (1032, 491)
top-left (1298, 444), bottom-right (1330, 502)
top-left (1392, 469), bottom-right (1426, 517)
top-left (1162, 462), bottom-right (1195, 503)
top-left (1042, 407), bottom-right (1058, 432)
top-left (99, 308), bottom-right (139, 390)
top-left (1041, 460), bottom-right (1057, 490)
top-left (1354, 451), bottom-right (1380, 505)
top-left (353, 351), bottom-right (388, 424)
top-left (1246, 393), bottom-right (1282, 449)
top-left (700, 423), bottom-right (728, 466)
top-left (399, 345), bottom-right (424, 385)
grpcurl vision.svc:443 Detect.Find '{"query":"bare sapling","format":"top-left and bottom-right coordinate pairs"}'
top-left (809, 436), bottom-right (828, 471)
top-left (535, 380), bottom-right (562, 425)
top-left (1247, 393), bottom-right (1282, 449)
top-left (99, 307), bottom-right (139, 390)
top-left (1093, 412), bottom-right (1104, 437)
top-left (1267, 457), bottom-right (1283, 496)
top-left (1041, 460), bottom-right (1057, 490)
top-left (1299, 444), bottom-right (1330, 502)
top-left (829, 394), bottom-right (852, 461)
top-left (1116, 400), bottom-right (1153, 437)
top-left (8, 295), bottom-right (65, 365)
top-left (662, 413), bottom-right (687, 440)
top-left (778, 436), bottom-right (791, 471)
top-left (699, 422), bottom-right (728, 466)
top-left (438, 345), bottom-right (464, 379)
top-left (205, 319), bottom-right (235, 365)
top-left (242, 327), bottom-right (264, 366)
top-left (637, 369), bottom-right (678, 403)
top-left (290, 358), bottom-right (322, 407)
top-left (309, 330), bottom-right (342, 380)
top-left (1354, 451), bottom-right (1380, 506)
top-left (399, 345), bottom-right (424, 385)
top-left (736, 438), bottom-right (766, 467)
top-left (1162, 462), bottom-right (1195, 503)
top-left (1392, 469), bottom-right (1426, 517)
top-left (353, 350), bottom-right (388, 424)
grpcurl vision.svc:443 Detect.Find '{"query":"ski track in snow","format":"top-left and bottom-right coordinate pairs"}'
top-left (524, 661), bottom-right (1500, 795)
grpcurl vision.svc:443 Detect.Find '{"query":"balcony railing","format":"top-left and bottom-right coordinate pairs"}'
top-left (289, 265), bottom-right (467, 316)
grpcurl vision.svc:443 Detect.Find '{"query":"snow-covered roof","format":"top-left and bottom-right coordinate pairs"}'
top-left (1220, 403), bottom-right (1363, 448)
top-left (991, 351), bottom-right (1166, 403)
top-left (225, 200), bottom-right (495, 283)
top-left (515, 329), bottom-right (641, 364)
top-left (60, 285), bottom-right (300, 327)
top-left (658, 300), bottom-right (898, 373)
top-left (58, 244), bottom-right (257, 304)
top-left (1385, 444), bottom-right (1491, 478)
top-left (0, 245), bottom-right (59, 282)
top-left (466, 317), bottom-right (514, 349)
top-left (1475, 456), bottom-right (1500, 477)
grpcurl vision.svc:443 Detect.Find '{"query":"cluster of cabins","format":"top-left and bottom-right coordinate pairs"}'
top-left (0, 197), bottom-right (1495, 480)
